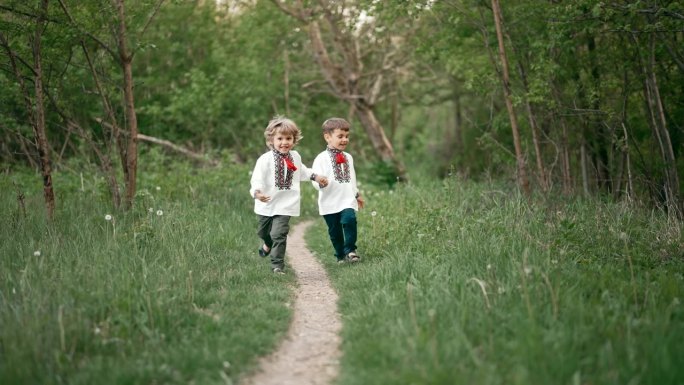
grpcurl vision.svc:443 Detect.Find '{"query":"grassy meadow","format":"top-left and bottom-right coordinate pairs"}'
top-left (307, 178), bottom-right (684, 385)
top-left (2, 157), bottom-right (684, 384)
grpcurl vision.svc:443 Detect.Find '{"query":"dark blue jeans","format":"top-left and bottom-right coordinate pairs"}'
top-left (323, 208), bottom-right (357, 260)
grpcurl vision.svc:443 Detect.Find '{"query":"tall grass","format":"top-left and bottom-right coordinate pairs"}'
top-left (1, 157), bottom-right (295, 385)
top-left (307, 176), bottom-right (684, 385)
top-left (4, 159), bottom-right (683, 384)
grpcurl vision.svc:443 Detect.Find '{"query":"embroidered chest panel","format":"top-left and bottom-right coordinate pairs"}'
top-left (328, 151), bottom-right (351, 183)
top-left (273, 153), bottom-right (295, 189)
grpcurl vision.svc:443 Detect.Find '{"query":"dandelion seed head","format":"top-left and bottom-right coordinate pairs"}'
top-left (371, 211), bottom-right (377, 217)
top-left (148, 207), bottom-right (154, 213)
top-left (223, 361), bottom-right (231, 369)
top-left (105, 214), bottom-right (112, 221)
top-left (33, 250), bottom-right (41, 257)
top-left (156, 210), bottom-right (163, 216)
top-left (12, 287), bottom-right (16, 294)
top-left (619, 232), bottom-right (628, 241)
top-left (155, 186), bottom-right (161, 191)
top-left (524, 267), bottom-right (532, 275)
top-left (487, 264), bottom-right (492, 270)
top-left (94, 327), bottom-right (101, 335)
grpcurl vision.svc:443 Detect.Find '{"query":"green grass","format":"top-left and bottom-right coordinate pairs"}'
top-left (3, 161), bottom-right (683, 384)
top-left (1, 160), bottom-right (296, 385)
top-left (307, 177), bottom-right (684, 385)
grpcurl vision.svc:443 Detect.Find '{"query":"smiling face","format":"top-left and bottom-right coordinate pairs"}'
top-left (271, 129), bottom-right (295, 154)
top-left (324, 128), bottom-right (349, 151)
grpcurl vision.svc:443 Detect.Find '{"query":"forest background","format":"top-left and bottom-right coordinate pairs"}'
top-left (1, 0), bottom-right (682, 214)
top-left (2, 1), bottom-right (684, 384)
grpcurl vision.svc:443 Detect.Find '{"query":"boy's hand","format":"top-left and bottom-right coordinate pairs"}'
top-left (254, 191), bottom-right (271, 202)
top-left (357, 195), bottom-right (365, 209)
top-left (316, 175), bottom-right (329, 188)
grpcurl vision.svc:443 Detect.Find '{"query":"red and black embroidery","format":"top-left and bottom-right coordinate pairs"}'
top-left (273, 151), bottom-right (295, 189)
top-left (328, 148), bottom-right (350, 183)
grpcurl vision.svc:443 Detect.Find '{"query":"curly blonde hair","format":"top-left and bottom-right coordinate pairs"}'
top-left (264, 116), bottom-right (303, 148)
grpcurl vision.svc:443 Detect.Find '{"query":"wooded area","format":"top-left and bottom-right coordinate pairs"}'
top-left (1, 0), bottom-right (683, 215)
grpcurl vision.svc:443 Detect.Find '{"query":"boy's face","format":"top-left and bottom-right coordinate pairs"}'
top-left (324, 128), bottom-right (349, 151)
top-left (271, 131), bottom-right (295, 153)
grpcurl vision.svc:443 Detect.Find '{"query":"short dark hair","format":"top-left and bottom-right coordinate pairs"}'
top-left (322, 117), bottom-right (350, 134)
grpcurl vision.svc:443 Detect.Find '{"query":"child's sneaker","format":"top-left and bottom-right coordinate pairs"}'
top-left (347, 251), bottom-right (360, 263)
top-left (272, 267), bottom-right (285, 275)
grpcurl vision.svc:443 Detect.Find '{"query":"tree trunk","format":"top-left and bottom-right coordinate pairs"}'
top-left (32, 0), bottom-right (55, 220)
top-left (283, 46), bottom-right (291, 116)
top-left (491, 0), bottom-right (529, 194)
top-left (115, 0), bottom-right (139, 209)
top-left (517, 59), bottom-right (547, 191)
top-left (581, 142), bottom-right (590, 196)
top-left (641, 33), bottom-right (680, 213)
top-left (304, 18), bottom-right (406, 181)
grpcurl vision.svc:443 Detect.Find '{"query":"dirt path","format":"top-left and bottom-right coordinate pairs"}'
top-left (240, 220), bottom-right (342, 385)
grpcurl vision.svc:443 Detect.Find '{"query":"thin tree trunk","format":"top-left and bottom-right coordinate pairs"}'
top-left (452, 82), bottom-right (463, 152)
top-left (622, 123), bottom-right (633, 200)
top-left (115, 0), bottom-right (138, 209)
top-left (581, 142), bottom-right (589, 196)
top-left (587, 35), bottom-right (611, 194)
top-left (283, 47), bottom-right (291, 116)
top-left (491, 0), bottom-right (529, 194)
top-left (32, 0), bottom-right (55, 220)
top-left (647, 34), bottom-right (680, 213)
top-left (517, 59), bottom-right (547, 191)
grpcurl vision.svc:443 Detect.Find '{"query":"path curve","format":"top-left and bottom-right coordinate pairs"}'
top-left (240, 220), bottom-right (342, 385)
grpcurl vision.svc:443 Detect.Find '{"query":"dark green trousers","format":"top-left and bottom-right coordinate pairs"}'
top-left (256, 215), bottom-right (291, 270)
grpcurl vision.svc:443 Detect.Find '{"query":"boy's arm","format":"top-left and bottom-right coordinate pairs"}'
top-left (349, 154), bottom-right (364, 209)
top-left (249, 156), bottom-right (269, 200)
top-left (310, 154), bottom-right (328, 190)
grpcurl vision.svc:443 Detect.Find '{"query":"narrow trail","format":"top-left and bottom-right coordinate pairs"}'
top-left (240, 220), bottom-right (342, 385)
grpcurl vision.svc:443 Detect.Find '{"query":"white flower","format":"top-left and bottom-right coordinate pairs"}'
top-left (33, 250), bottom-right (41, 257)
top-left (156, 210), bottom-right (163, 216)
top-left (371, 211), bottom-right (377, 217)
top-left (105, 214), bottom-right (112, 221)
top-left (155, 186), bottom-right (161, 191)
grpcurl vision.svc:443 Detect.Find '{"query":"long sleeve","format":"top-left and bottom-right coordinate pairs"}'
top-left (312, 150), bottom-right (359, 215)
top-left (249, 150), bottom-right (307, 217)
top-left (249, 154), bottom-right (268, 199)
